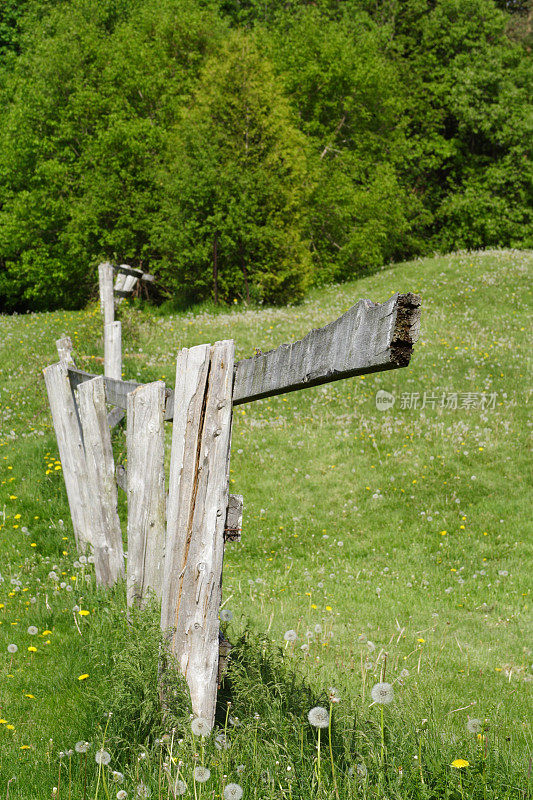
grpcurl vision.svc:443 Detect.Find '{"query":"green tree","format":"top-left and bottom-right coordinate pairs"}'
top-left (156, 31), bottom-right (312, 305)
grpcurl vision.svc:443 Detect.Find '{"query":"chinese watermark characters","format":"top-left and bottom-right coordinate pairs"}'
top-left (375, 389), bottom-right (498, 412)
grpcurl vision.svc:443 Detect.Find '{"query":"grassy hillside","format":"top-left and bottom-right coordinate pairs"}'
top-left (0, 249), bottom-right (531, 799)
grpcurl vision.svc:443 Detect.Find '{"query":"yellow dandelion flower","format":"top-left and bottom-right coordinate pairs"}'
top-left (20, 745), bottom-right (30, 750)
top-left (417, 638), bottom-right (425, 643)
top-left (78, 673), bottom-right (89, 681)
top-left (79, 610), bottom-right (89, 616)
top-left (451, 759), bottom-right (469, 769)
top-left (6, 725), bottom-right (15, 730)
top-left (28, 646), bottom-right (37, 652)
top-left (0, 719), bottom-right (7, 724)
top-left (41, 630), bottom-right (52, 636)
top-left (24, 694), bottom-right (35, 699)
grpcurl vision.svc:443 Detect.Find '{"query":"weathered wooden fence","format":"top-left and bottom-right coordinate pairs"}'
top-left (98, 262), bottom-right (154, 381)
top-left (44, 289), bottom-right (421, 729)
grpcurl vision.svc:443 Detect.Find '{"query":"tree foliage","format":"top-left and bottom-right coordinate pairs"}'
top-left (0, 0), bottom-right (530, 310)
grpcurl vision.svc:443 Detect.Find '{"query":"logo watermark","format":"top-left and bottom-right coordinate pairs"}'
top-left (375, 390), bottom-right (498, 411)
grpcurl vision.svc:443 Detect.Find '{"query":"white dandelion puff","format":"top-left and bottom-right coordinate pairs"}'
top-left (27, 626), bottom-right (38, 635)
top-left (75, 741), bottom-right (90, 753)
top-left (215, 732), bottom-right (230, 750)
top-left (223, 783), bottom-right (243, 800)
top-left (220, 609), bottom-right (233, 622)
top-left (467, 718), bottom-right (483, 734)
top-left (136, 782), bottom-right (150, 798)
top-left (191, 717), bottom-right (211, 737)
top-left (307, 706), bottom-right (329, 728)
top-left (283, 629), bottom-right (297, 642)
top-left (95, 749), bottom-right (111, 765)
top-left (174, 780), bottom-right (187, 796)
top-left (116, 792), bottom-right (128, 800)
top-left (7, 644), bottom-right (18, 654)
top-left (194, 766), bottom-right (211, 782)
top-left (112, 771), bottom-right (125, 783)
top-left (371, 682), bottom-right (394, 705)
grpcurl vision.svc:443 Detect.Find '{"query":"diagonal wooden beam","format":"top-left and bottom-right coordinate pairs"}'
top-left (67, 292), bottom-right (421, 413)
top-left (232, 292), bottom-right (421, 404)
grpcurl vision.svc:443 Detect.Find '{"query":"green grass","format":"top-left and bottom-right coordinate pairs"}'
top-left (0, 249), bottom-right (531, 799)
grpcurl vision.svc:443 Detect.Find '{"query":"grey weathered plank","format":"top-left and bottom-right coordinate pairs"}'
top-left (114, 272), bottom-right (127, 293)
top-left (67, 292), bottom-right (420, 414)
top-left (232, 292), bottom-right (421, 404)
top-left (104, 321), bottom-right (122, 380)
top-left (77, 376), bottom-right (125, 587)
top-left (161, 341), bottom-right (234, 729)
top-left (107, 407), bottom-right (125, 429)
top-left (56, 336), bottom-right (75, 364)
top-left (126, 381), bottom-right (167, 608)
top-left (98, 262), bottom-right (115, 326)
top-left (224, 494), bottom-right (243, 542)
top-left (68, 367), bottom-right (141, 410)
top-left (113, 263), bottom-right (155, 282)
top-left (43, 362), bottom-right (93, 553)
top-left (115, 289), bottom-right (135, 298)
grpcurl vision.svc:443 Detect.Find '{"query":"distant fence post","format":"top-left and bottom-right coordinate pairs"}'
top-left (99, 262), bottom-right (122, 380)
top-left (126, 381), bottom-right (167, 608)
top-left (161, 340), bottom-right (235, 729)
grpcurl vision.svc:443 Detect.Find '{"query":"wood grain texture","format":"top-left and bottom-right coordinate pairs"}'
top-left (98, 262), bottom-right (114, 326)
top-left (126, 381), bottom-right (166, 608)
top-left (232, 292), bottom-right (421, 404)
top-left (56, 337), bottom-right (75, 364)
top-left (67, 292), bottom-right (421, 413)
top-left (161, 341), bottom-right (235, 729)
top-left (43, 361), bottom-right (92, 553)
top-left (104, 321), bottom-right (122, 380)
top-left (77, 377), bottom-right (125, 587)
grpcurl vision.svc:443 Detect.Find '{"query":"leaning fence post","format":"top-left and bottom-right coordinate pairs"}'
top-left (161, 340), bottom-right (234, 729)
top-left (126, 381), bottom-right (166, 608)
top-left (77, 376), bottom-right (125, 587)
top-left (43, 361), bottom-right (93, 553)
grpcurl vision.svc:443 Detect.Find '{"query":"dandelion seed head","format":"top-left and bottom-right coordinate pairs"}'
top-left (116, 791), bottom-right (128, 800)
top-left (223, 783), bottom-right (243, 800)
top-left (75, 741), bottom-right (90, 753)
top-left (95, 749), bottom-right (111, 765)
top-left (191, 717), bottom-right (211, 737)
top-left (174, 779), bottom-right (187, 796)
top-left (283, 629), bottom-right (297, 642)
top-left (467, 718), bottom-right (483, 734)
top-left (371, 682), bottom-right (394, 705)
top-left (215, 732), bottom-right (230, 750)
top-left (307, 706), bottom-right (329, 728)
top-left (27, 626), bottom-right (38, 635)
top-left (136, 782), bottom-right (150, 798)
top-left (7, 644), bottom-right (18, 654)
top-left (220, 609), bottom-right (233, 622)
top-left (194, 766), bottom-right (211, 782)
top-left (112, 771), bottom-right (125, 783)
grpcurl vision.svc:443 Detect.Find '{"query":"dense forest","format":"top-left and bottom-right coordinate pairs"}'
top-left (0, 0), bottom-right (531, 311)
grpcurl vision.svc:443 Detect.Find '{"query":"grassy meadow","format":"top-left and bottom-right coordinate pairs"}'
top-left (0, 249), bottom-right (531, 799)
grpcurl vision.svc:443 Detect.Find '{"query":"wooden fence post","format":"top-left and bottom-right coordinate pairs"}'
top-left (56, 336), bottom-right (75, 364)
top-left (161, 340), bottom-right (234, 729)
top-left (126, 381), bottom-right (166, 608)
top-left (98, 262), bottom-right (114, 326)
top-left (104, 320), bottom-right (122, 380)
top-left (43, 361), bottom-right (92, 553)
top-left (77, 376), bottom-right (125, 587)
